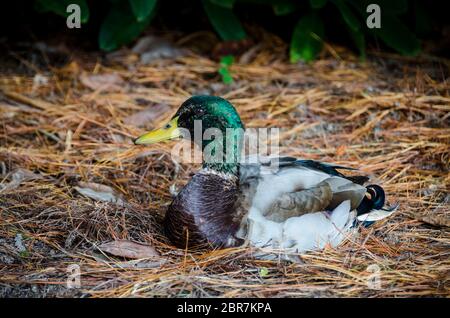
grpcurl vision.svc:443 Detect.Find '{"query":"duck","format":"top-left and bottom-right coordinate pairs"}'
top-left (134, 95), bottom-right (398, 258)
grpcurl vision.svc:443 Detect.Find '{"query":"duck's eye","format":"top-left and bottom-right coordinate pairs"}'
top-left (164, 123), bottom-right (171, 129)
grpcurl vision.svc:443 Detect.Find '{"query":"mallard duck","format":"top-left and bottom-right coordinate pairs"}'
top-left (134, 96), bottom-right (397, 257)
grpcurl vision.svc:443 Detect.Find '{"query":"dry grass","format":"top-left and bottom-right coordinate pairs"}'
top-left (0, 33), bottom-right (449, 297)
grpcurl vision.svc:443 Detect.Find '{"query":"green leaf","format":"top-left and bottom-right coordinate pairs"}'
top-left (129, 0), bottom-right (157, 22)
top-left (219, 55), bottom-right (234, 84)
top-left (333, 0), bottom-right (360, 32)
top-left (202, 0), bottom-right (247, 41)
top-left (219, 67), bottom-right (234, 84)
top-left (99, 2), bottom-right (153, 52)
top-left (220, 55), bottom-right (235, 66)
top-left (34, 0), bottom-right (89, 23)
top-left (259, 267), bottom-right (269, 277)
top-left (372, 14), bottom-right (420, 56)
top-left (309, 0), bottom-right (327, 9)
top-left (273, 2), bottom-right (298, 16)
top-left (290, 13), bottom-right (325, 63)
top-left (210, 0), bottom-right (236, 9)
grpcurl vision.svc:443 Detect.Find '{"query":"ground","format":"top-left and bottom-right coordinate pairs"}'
top-left (0, 34), bottom-right (449, 297)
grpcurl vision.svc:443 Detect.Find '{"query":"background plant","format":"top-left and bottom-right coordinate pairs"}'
top-left (32, 0), bottom-right (436, 61)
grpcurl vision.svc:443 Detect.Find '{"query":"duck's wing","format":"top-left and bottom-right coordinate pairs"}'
top-left (238, 155), bottom-right (397, 256)
top-left (264, 181), bottom-right (333, 222)
top-left (264, 177), bottom-right (368, 223)
top-left (284, 159), bottom-right (369, 185)
top-left (239, 155), bottom-right (369, 220)
top-left (240, 155), bottom-right (368, 183)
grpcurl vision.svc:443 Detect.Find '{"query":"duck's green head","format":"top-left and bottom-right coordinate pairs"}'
top-left (134, 95), bottom-right (244, 173)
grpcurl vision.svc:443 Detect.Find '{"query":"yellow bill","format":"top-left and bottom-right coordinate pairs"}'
top-left (134, 117), bottom-right (182, 145)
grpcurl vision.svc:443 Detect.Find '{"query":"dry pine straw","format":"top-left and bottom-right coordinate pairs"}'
top-left (0, 37), bottom-right (449, 297)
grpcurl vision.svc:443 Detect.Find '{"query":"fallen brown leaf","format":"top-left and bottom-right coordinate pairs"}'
top-left (80, 73), bottom-right (125, 92)
top-left (131, 35), bottom-right (185, 64)
top-left (98, 240), bottom-right (160, 259)
top-left (0, 168), bottom-right (43, 192)
top-left (419, 215), bottom-right (450, 228)
top-left (74, 182), bottom-right (125, 205)
top-left (123, 104), bottom-right (171, 127)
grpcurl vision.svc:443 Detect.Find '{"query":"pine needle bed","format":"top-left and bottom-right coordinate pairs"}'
top-left (0, 36), bottom-right (448, 297)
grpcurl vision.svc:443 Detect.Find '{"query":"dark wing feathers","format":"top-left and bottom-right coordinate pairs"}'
top-left (346, 175), bottom-right (370, 185)
top-left (240, 157), bottom-right (369, 185)
top-left (293, 159), bottom-right (356, 174)
top-left (276, 158), bottom-right (369, 185)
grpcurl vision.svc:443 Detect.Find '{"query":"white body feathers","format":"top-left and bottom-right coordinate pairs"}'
top-left (235, 156), bottom-right (395, 259)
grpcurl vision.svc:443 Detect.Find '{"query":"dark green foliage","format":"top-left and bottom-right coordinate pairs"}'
top-left (309, 0), bottom-right (327, 10)
top-left (347, 0), bottom-right (420, 57)
top-left (32, 0), bottom-right (430, 59)
top-left (129, 0), bottom-right (157, 22)
top-left (35, 0), bottom-right (89, 23)
top-left (372, 14), bottom-right (421, 56)
top-left (202, 0), bottom-right (247, 41)
top-left (99, 1), bottom-right (155, 51)
top-left (333, 0), bottom-right (360, 32)
top-left (331, 0), bottom-right (365, 59)
top-left (290, 13), bottom-right (325, 63)
top-left (273, 2), bottom-right (298, 16)
top-left (371, 0), bottom-right (408, 14)
top-left (347, 26), bottom-right (366, 60)
top-left (413, 0), bottom-right (432, 37)
top-left (210, 0), bottom-right (237, 9)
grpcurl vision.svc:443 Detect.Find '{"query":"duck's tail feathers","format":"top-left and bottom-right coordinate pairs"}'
top-left (354, 184), bottom-right (399, 227)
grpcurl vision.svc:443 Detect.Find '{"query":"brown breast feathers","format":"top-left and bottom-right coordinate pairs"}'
top-left (163, 171), bottom-right (243, 248)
